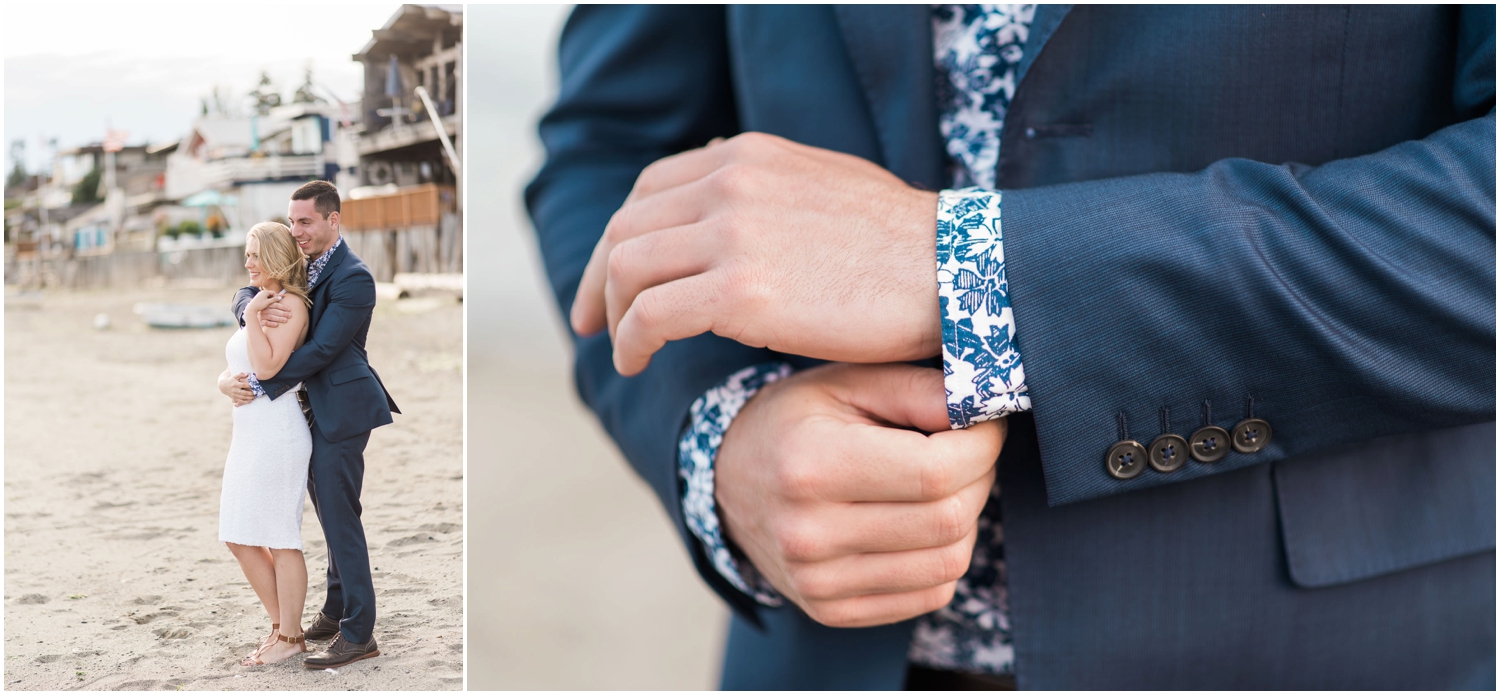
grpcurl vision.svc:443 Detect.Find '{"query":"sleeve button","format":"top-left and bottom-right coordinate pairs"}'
top-left (1148, 434), bottom-right (1189, 473)
top-left (1231, 418), bottom-right (1272, 453)
top-left (1106, 440), bottom-right (1148, 479)
top-left (1189, 426), bottom-right (1231, 463)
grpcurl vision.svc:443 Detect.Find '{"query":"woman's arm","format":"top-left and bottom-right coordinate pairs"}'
top-left (245, 291), bottom-right (308, 380)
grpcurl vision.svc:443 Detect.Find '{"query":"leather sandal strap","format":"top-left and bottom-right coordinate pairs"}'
top-left (278, 632), bottom-right (304, 645)
top-left (272, 623), bottom-right (280, 630)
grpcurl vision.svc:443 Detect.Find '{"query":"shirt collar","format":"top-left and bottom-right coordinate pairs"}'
top-left (307, 236), bottom-right (343, 288)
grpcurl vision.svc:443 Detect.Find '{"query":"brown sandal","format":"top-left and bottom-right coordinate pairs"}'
top-left (240, 629), bottom-right (306, 666)
top-left (278, 631), bottom-right (309, 653)
top-left (243, 623), bottom-right (279, 661)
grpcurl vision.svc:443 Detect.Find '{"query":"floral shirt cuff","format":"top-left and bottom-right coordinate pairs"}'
top-left (678, 362), bottom-right (793, 607)
top-left (937, 187), bottom-right (1032, 429)
top-left (246, 372), bottom-right (266, 398)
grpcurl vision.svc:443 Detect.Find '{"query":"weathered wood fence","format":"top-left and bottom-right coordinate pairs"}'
top-left (5, 219), bottom-right (462, 289)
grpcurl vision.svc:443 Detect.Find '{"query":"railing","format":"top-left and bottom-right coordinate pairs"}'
top-left (341, 184), bottom-right (456, 232)
top-left (156, 234), bottom-right (244, 252)
top-left (166, 154), bottom-right (323, 199)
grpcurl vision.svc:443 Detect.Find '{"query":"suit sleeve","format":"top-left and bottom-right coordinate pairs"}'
top-left (524, 4), bottom-right (776, 622)
top-left (1002, 6), bottom-right (1496, 507)
top-left (232, 287), bottom-right (256, 328)
top-left (258, 270), bottom-right (375, 401)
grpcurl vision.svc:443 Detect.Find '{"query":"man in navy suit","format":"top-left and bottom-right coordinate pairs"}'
top-left (529, 5), bottom-right (1495, 689)
top-left (220, 180), bottom-right (399, 669)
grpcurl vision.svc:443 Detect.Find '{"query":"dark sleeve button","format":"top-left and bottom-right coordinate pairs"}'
top-left (1106, 440), bottom-right (1147, 480)
top-left (1231, 418), bottom-right (1272, 453)
top-left (1148, 434), bottom-right (1189, 473)
top-left (1189, 426), bottom-right (1230, 463)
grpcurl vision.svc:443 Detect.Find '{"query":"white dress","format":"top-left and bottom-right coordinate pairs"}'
top-left (218, 327), bottom-right (312, 550)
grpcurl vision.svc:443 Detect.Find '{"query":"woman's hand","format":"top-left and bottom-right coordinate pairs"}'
top-left (247, 289), bottom-right (284, 315)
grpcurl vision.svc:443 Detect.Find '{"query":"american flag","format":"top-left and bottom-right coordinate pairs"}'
top-left (102, 129), bottom-right (129, 153)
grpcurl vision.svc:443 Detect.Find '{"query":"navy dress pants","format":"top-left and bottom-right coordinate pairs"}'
top-left (307, 421), bottom-right (375, 643)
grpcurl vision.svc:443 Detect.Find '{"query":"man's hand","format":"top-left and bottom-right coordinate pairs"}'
top-left (715, 363), bottom-right (1005, 628)
top-left (218, 370), bottom-right (254, 407)
top-left (571, 132), bottom-right (943, 376)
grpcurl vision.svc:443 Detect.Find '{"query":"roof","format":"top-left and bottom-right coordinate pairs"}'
top-left (57, 143), bottom-right (150, 157)
top-left (353, 4), bottom-right (463, 61)
top-left (190, 118), bottom-right (254, 151)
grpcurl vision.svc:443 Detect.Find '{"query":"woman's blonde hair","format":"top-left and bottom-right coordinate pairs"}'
top-left (247, 221), bottom-right (311, 308)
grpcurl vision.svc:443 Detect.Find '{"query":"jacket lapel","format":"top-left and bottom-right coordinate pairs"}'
top-left (315, 237), bottom-right (350, 290)
top-left (833, 5), bottom-right (946, 190)
top-left (1017, 5), bottom-right (1073, 85)
top-left (833, 5), bottom-right (1075, 191)
top-left (307, 238), bottom-right (349, 326)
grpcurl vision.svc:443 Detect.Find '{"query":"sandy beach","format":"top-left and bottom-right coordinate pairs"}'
top-left (4, 283), bottom-right (463, 690)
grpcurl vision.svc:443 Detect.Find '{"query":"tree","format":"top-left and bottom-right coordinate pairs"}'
top-left (72, 167), bottom-right (102, 205)
top-left (292, 66), bottom-right (325, 105)
top-left (248, 71), bottom-right (282, 115)
top-left (5, 140), bottom-right (25, 191)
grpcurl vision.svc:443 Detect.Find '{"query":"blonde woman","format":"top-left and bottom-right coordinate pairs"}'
top-left (217, 221), bottom-right (313, 666)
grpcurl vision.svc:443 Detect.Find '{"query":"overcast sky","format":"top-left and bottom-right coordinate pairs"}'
top-left (4, 3), bottom-right (405, 173)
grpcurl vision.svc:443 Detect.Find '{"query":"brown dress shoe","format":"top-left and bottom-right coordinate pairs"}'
top-left (304, 633), bottom-right (379, 669)
top-left (303, 612), bottom-right (340, 641)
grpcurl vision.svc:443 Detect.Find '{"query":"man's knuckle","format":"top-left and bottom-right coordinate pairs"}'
top-left (806, 600), bottom-right (856, 628)
top-left (722, 265), bottom-right (769, 314)
top-left (934, 494), bottom-right (969, 545)
top-left (919, 459), bottom-right (955, 500)
top-left (606, 242), bottom-right (634, 280)
top-left (735, 131), bottom-right (772, 152)
top-left (774, 521), bottom-right (823, 562)
top-left (914, 584), bottom-right (958, 618)
top-left (632, 163), bottom-right (663, 195)
top-left (630, 290), bottom-right (663, 330)
top-left (786, 565), bottom-right (834, 601)
top-left (602, 208), bottom-right (632, 244)
top-left (774, 460), bottom-right (823, 500)
top-left (707, 214), bottom-right (741, 250)
top-left (709, 163), bottom-right (753, 197)
top-left (938, 543), bottom-right (972, 583)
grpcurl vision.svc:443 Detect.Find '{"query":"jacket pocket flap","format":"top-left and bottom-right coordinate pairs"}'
top-left (1274, 420), bottom-right (1495, 589)
top-left (330, 365), bottom-right (373, 385)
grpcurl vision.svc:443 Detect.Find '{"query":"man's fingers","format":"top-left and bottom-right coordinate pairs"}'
top-left (827, 363), bottom-right (951, 433)
top-left (785, 526), bottom-right (978, 601)
top-left (801, 581), bottom-right (959, 629)
top-left (611, 274), bottom-right (721, 375)
top-left (627, 140), bottom-right (733, 202)
top-left (778, 469), bottom-right (993, 559)
top-left (784, 419), bottom-right (994, 503)
top-left (927, 418), bottom-right (1006, 476)
top-left (604, 223), bottom-right (716, 339)
top-left (575, 163), bottom-right (725, 335)
top-left (570, 232), bottom-right (614, 335)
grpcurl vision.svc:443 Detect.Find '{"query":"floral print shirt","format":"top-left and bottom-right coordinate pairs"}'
top-left (677, 4), bottom-right (1035, 677)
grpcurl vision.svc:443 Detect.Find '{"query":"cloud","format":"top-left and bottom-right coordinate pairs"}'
top-left (4, 3), bottom-right (402, 170)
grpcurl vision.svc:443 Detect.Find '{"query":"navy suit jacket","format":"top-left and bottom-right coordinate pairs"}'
top-left (233, 240), bottom-right (399, 442)
top-left (527, 5), bottom-right (1495, 689)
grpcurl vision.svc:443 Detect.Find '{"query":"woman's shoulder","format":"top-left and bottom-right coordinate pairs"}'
top-left (287, 294), bottom-right (311, 321)
top-left (263, 294), bottom-right (310, 334)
